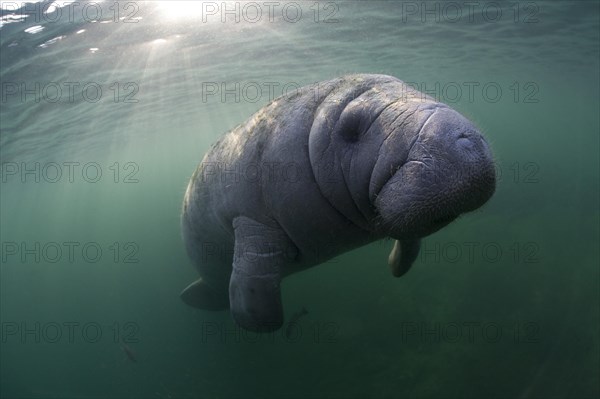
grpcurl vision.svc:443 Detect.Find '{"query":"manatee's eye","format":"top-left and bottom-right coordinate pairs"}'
top-left (343, 126), bottom-right (360, 142)
top-left (336, 110), bottom-right (363, 142)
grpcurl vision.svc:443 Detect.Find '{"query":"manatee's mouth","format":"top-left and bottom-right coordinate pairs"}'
top-left (372, 164), bottom-right (466, 239)
top-left (385, 211), bottom-right (458, 240)
top-left (431, 215), bottom-right (455, 227)
top-left (425, 214), bottom-right (462, 236)
top-left (372, 159), bottom-right (414, 201)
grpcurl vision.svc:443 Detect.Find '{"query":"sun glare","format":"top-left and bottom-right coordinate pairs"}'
top-left (156, 1), bottom-right (210, 20)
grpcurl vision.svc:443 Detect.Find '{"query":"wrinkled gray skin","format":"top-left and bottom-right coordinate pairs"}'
top-left (181, 74), bottom-right (496, 332)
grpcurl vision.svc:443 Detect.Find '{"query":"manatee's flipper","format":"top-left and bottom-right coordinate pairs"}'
top-left (229, 216), bottom-right (298, 332)
top-left (388, 239), bottom-right (421, 277)
top-left (180, 278), bottom-right (230, 310)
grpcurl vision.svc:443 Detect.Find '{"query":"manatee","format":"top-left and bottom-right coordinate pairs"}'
top-left (181, 74), bottom-right (496, 332)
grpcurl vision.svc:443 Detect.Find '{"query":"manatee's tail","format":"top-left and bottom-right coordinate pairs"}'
top-left (180, 278), bottom-right (230, 310)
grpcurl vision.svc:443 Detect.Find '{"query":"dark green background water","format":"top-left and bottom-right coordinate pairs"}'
top-left (1, 1), bottom-right (598, 398)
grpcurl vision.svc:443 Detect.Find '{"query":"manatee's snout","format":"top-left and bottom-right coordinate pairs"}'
top-left (375, 107), bottom-right (496, 239)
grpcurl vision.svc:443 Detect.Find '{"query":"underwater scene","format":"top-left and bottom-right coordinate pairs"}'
top-left (0, 1), bottom-right (598, 398)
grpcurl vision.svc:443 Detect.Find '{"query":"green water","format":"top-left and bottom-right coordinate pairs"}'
top-left (1, 1), bottom-right (598, 398)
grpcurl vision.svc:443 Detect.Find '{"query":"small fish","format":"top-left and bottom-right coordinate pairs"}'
top-left (285, 307), bottom-right (308, 338)
top-left (119, 339), bottom-right (137, 363)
